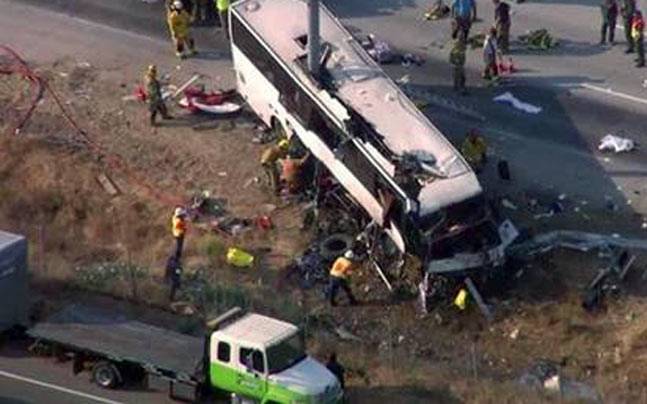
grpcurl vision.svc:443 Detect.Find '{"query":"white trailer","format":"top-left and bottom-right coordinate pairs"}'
top-left (0, 230), bottom-right (28, 333)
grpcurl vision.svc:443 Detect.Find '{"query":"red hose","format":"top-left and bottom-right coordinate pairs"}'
top-left (1, 44), bottom-right (185, 209)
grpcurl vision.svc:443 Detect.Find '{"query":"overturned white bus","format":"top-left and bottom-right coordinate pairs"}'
top-left (228, 0), bottom-right (517, 274)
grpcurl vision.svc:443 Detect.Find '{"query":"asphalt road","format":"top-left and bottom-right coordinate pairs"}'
top-left (325, 0), bottom-right (647, 217)
top-left (0, 341), bottom-right (175, 404)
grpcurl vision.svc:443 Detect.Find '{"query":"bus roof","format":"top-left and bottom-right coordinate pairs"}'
top-left (231, 0), bottom-right (482, 215)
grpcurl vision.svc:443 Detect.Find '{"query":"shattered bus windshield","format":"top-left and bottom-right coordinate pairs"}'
top-left (421, 196), bottom-right (501, 258)
top-left (266, 332), bottom-right (306, 374)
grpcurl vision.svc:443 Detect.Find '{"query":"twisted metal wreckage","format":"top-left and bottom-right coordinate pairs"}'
top-left (416, 229), bottom-right (647, 320)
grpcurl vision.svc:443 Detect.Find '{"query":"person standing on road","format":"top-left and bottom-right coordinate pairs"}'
top-left (451, 0), bottom-right (477, 41)
top-left (600, 0), bottom-right (618, 45)
top-left (167, 0), bottom-right (197, 59)
top-left (621, 0), bottom-right (637, 52)
top-left (171, 207), bottom-right (188, 262)
top-left (482, 27), bottom-right (499, 81)
top-left (144, 65), bottom-right (172, 127)
top-left (632, 10), bottom-right (645, 67)
top-left (327, 250), bottom-right (359, 307)
top-left (493, 0), bottom-right (511, 53)
top-left (216, 0), bottom-right (230, 39)
top-left (450, 38), bottom-right (468, 95)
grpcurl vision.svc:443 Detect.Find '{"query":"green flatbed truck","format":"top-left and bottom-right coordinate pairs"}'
top-left (1, 230), bottom-right (342, 404)
top-left (26, 305), bottom-right (342, 403)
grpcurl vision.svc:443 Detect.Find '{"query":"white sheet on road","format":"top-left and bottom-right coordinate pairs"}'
top-left (493, 91), bottom-right (543, 114)
top-left (598, 134), bottom-right (635, 153)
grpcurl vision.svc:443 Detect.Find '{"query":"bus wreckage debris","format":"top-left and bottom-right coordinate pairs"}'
top-left (506, 230), bottom-right (647, 257)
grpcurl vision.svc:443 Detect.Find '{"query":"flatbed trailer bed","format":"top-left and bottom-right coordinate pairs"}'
top-left (27, 304), bottom-right (206, 398)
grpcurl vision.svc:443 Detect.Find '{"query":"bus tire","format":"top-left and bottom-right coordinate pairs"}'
top-left (319, 233), bottom-right (354, 261)
top-left (92, 361), bottom-right (121, 389)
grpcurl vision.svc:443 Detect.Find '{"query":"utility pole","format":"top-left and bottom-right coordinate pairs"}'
top-left (307, 0), bottom-right (320, 77)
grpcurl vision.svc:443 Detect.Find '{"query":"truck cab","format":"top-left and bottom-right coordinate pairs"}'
top-left (208, 311), bottom-right (342, 404)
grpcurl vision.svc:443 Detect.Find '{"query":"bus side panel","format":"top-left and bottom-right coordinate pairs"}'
top-left (231, 46), bottom-right (277, 128)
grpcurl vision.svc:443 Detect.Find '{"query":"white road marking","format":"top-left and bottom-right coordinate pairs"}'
top-left (557, 82), bottom-right (647, 106)
top-left (580, 83), bottom-right (647, 106)
top-left (0, 369), bottom-right (125, 404)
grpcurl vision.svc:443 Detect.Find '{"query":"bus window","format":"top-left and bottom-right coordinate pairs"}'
top-left (309, 109), bottom-right (341, 148)
top-left (338, 140), bottom-right (379, 198)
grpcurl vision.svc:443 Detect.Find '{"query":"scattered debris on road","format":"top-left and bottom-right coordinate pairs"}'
top-left (493, 91), bottom-right (542, 114)
top-left (519, 29), bottom-right (559, 50)
top-left (598, 134), bottom-right (636, 153)
top-left (361, 34), bottom-right (395, 64)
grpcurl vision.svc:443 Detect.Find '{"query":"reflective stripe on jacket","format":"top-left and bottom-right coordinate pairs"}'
top-left (330, 257), bottom-right (356, 279)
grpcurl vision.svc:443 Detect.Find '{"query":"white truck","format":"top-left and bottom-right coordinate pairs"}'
top-left (0, 230), bottom-right (342, 403)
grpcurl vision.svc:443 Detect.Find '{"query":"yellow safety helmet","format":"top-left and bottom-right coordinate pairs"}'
top-left (278, 139), bottom-right (290, 149)
top-left (146, 64), bottom-right (157, 76)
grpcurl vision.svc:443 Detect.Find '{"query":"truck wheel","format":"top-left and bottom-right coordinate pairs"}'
top-left (92, 361), bottom-right (121, 389)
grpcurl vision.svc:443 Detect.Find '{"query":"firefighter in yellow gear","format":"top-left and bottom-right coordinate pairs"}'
top-left (461, 129), bottom-right (488, 172)
top-left (144, 65), bottom-right (172, 126)
top-left (260, 139), bottom-right (289, 194)
top-left (167, 1), bottom-right (197, 59)
top-left (328, 250), bottom-right (359, 306)
top-left (450, 38), bottom-right (467, 95)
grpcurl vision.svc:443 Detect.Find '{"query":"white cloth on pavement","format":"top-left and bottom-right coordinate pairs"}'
top-left (598, 134), bottom-right (635, 153)
top-left (493, 92), bottom-right (542, 114)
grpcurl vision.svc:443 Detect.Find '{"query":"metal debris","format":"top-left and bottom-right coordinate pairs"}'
top-left (335, 325), bottom-right (361, 342)
top-left (96, 173), bottom-right (119, 196)
top-left (508, 230), bottom-right (647, 257)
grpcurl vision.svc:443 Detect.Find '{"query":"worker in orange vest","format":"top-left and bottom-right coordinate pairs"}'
top-left (171, 207), bottom-right (188, 261)
top-left (281, 152), bottom-right (310, 194)
top-left (328, 250), bottom-right (359, 306)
